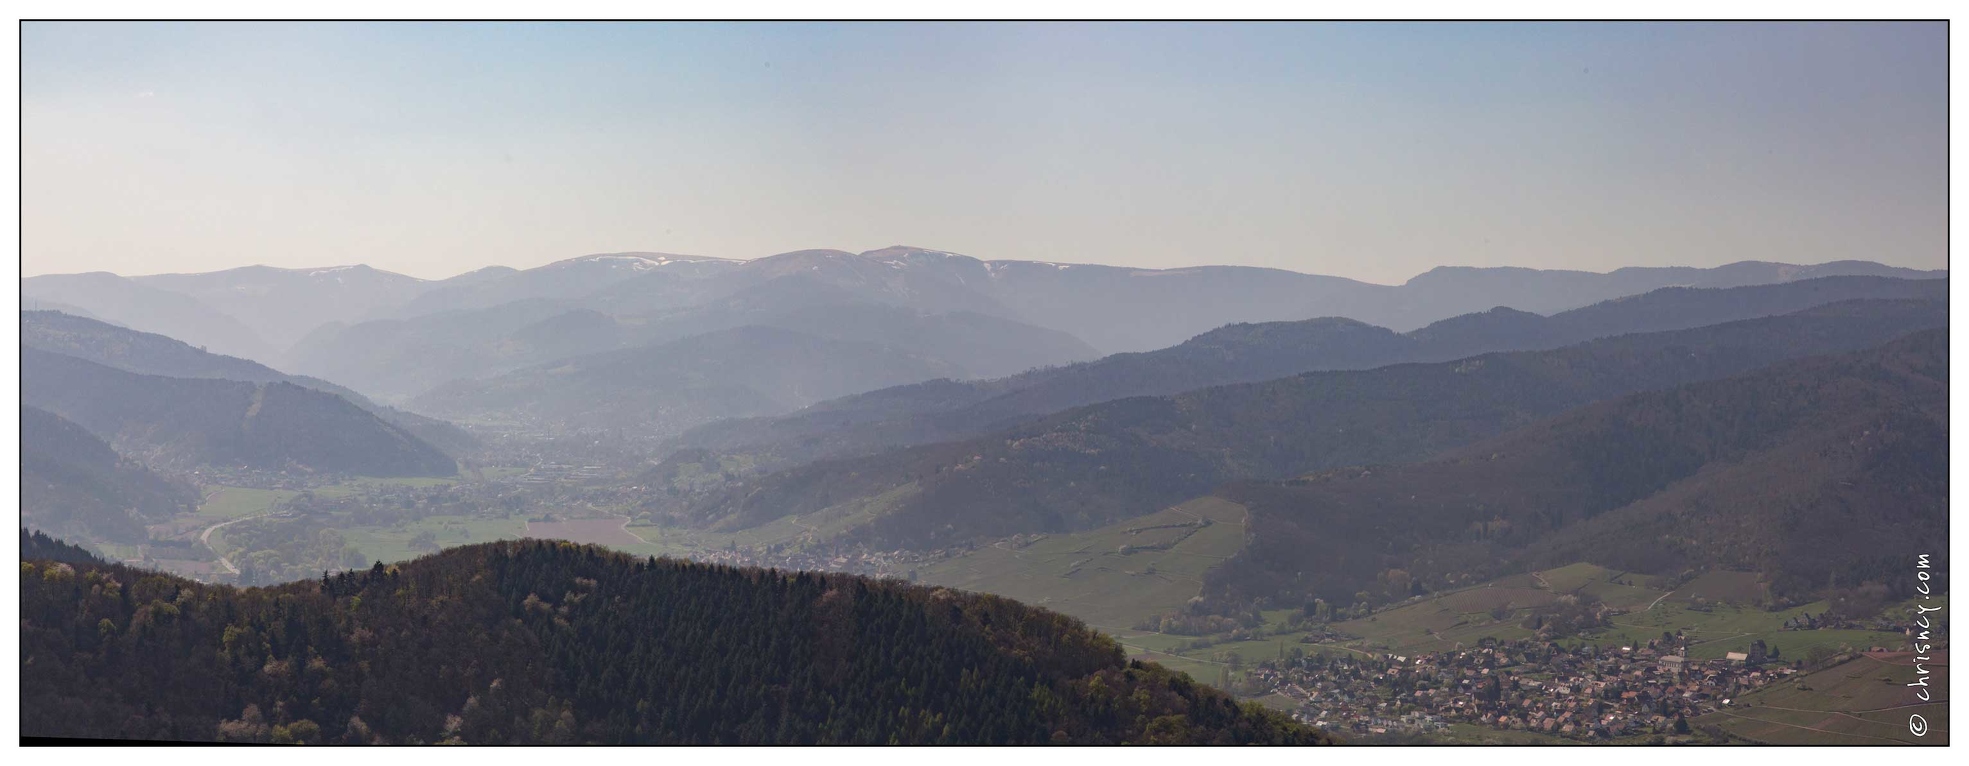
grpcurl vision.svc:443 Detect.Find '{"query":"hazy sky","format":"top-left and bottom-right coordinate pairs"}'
top-left (21, 21), bottom-right (1947, 284)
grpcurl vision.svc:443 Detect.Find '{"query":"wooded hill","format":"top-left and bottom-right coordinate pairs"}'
top-left (22, 348), bottom-right (458, 477)
top-left (22, 310), bottom-right (476, 455)
top-left (21, 528), bottom-right (118, 566)
top-left (20, 538), bottom-right (1328, 745)
top-left (662, 298), bottom-right (1946, 550)
top-left (1211, 328), bottom-right (1948, 609)
top-left (21, 406), bottom-right (198, 544)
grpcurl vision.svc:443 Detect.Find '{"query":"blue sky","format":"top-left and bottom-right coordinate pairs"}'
top-left (20, 21), bottom-right (1947, 283)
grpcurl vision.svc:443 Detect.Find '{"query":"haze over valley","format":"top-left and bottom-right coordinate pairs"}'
top-left (18, 244), bottom-right (1951, 745)
top-left (18, 20), bottom-right (1948, 748)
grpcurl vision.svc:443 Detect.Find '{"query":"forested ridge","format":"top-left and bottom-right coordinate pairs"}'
top-left (21, 347), bottom-right (457, 477)
top-left (22, 310), bottom-right (477, 454)
top-left (668, 298), bottom-right (1945, 548)
top-left (1211, 328), bottom-right (1948, 609)
top-left (666, 276), bottom-right (1943, 474)
top-left (21, 537), bottom-right (1328, 745)
top-left (20, 406), bottom-right (198, 544)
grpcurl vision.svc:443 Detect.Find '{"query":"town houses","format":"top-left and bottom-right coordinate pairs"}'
top-left (1248, 637), bottom-right (1800, 741)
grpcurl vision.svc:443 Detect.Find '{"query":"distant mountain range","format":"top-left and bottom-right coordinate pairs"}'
top-left (23, 249), bottom-right (1940, 407)
top-left (22, 348), bottom-right (458, 477)
top-left (657, 298), bottom-right (1945, 550)
top-left (668, 276), bottom-right (1946, 474)
top-left (129, 264), bottom-right (436, 349)
top-left (20, 272), bottom-right (279, 361)
top-left (289, 278), bottom-right (1100, 405)
top-left (409, 325), bottom-right (977, 435)
top-left (1213, 327), bottom-right (1946, 608)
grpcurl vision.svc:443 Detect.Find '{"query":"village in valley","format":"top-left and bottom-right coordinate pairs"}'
top-left (1256, 636), bottom-right (1793, 741)
top-left (1209, 563), bottom-right (1945, 745)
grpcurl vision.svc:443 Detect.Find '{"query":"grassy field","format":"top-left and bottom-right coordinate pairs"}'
top-left (1697, 652), bottom-right (1949, 745)
top-left (196, 487), bottom-right (299, 520)
top-left (1433, 722), bottom-right (1583, 745)
top-left (198, 478), bottom-right (455, 512)
top-left (915, 496), bottom-right (1250, 634)
top-left (308, 475), bottom-right (459, 499)
top-left (1314, 565), bottom-right (1658, 655)
top-left (1300, 563), bottom-right (1906, 664)
top-left (623, 514), bottom-right (812, 559)
top-left (340, 515), bottom-right (529, 565)
top-left (1600, 599), bottom-right (1904, 660)
top-left (524, 517), bottom-right (645, 547)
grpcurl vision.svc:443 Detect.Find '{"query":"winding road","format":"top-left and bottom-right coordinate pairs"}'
top-left (616, 516), bottom-right (651, 545)
top-left (198, 513), bottom-right (271, 576)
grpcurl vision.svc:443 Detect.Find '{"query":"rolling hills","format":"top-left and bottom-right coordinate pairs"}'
top-left (22, 348), bottom-right (458, 477)
top-left (287, 279), bottom-right (1100, 404)
top-left (408, 326), bottom-right (977, 435)
top-left (378, 251), bottom-right (738, 319)
top-left (130, 264), bottom-right (436, 349)
top-left (29, 251), bottom-right (1941, 367)
top-left (20, 537), bottom-right (1328, 745)
top-left (659, 298), bottom-right (1946, 552)
top-left (20, 272), bottom-right (278, 361)
top-left (22, 310), bottom-right (476, 454)
top-left (669, 276), bottom-right (1946, 477)
top-left (21, 406), bottom-right (199, 544)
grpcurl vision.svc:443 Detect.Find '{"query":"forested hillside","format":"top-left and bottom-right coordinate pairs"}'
top-left (1212, 329), bottom-right (1947, 609)
top-left (21, 406), bottom-right (198, 544)
top-left (22, 348), bottom-right (458, 477)
top-left (21, 528), bottom-right (112, 566)
top-left (670, 276), bottom-right (1945, 476)
top-left (20, 538), bottom-right (1328, 745)
top-left (665, 299), bottom-right (1946, 549)
top-left (23, 310), bottom-right (476, 454)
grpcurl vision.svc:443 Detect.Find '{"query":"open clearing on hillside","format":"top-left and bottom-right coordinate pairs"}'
top-left (1599, 598), bottom-right (1904, 661)
top-left (1317, 563), bottom-right (1656, 654)
top-left (196, 487), bottom-right (298, 520)
top-left (1698, 652), bottom-right (1949, 745)
top-left (1311, 563), bottom-right (1906, 661)
top-left (340, 515), bottom-right (527, 565)
top-left (917, 496), bottom-right (1249, 633)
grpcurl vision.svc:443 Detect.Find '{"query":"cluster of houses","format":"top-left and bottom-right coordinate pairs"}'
top-left (1255, 637), bottom-right (1799, 740)
top-left (515, 463), bottom-right (612, 485)
top-left (678, 540), bottom-right (957, 581)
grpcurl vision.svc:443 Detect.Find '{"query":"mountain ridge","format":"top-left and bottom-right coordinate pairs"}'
top-left (656, 298), bottom-right (1946, 551)
top-left (22, 348), bottom-right (459, 477)
top-left (1210, 327), bottom-right (1947, 609)
top-left (666, 276), bottom-right (1947, 480)
top-left (22, 310), bottom-right (477, 455)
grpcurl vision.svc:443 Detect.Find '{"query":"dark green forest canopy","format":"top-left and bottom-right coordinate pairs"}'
top-left (1211, 328), bottom-right (1948, 608)
top-left (21, 537), bottom-right (1329, 745)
